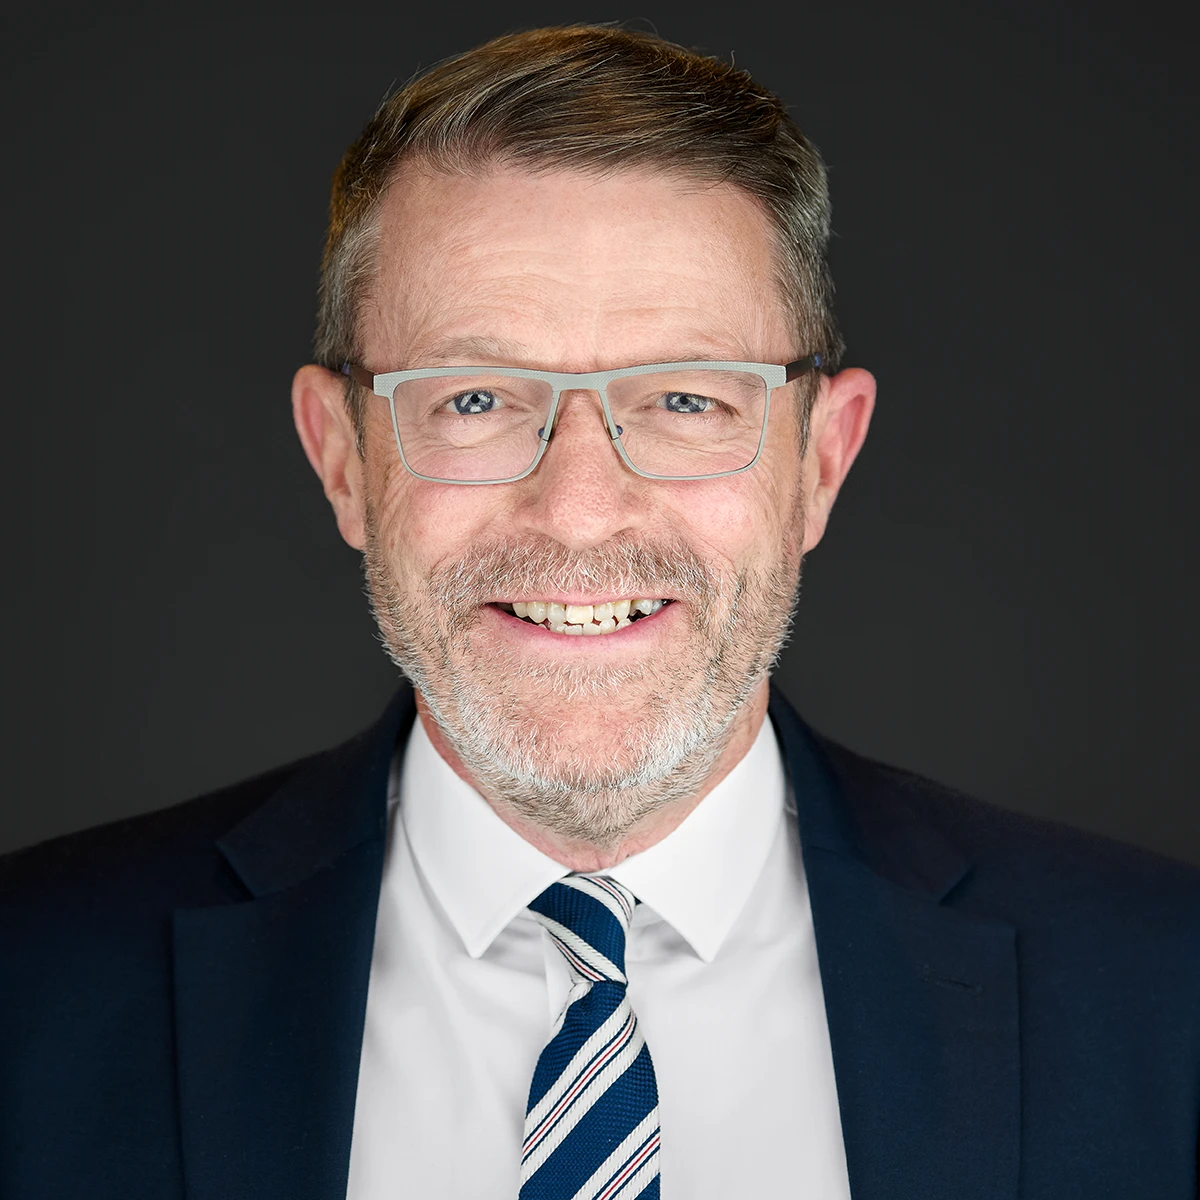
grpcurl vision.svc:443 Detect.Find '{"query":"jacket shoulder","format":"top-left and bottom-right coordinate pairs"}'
top-left (812, 730), bottom-right (1200, 931)
top-left (0, 751), bottom-right (319, 916)
top-left (2, 686), bottom-right (413, 929)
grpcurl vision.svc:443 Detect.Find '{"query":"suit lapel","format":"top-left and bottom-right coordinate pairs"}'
top-left (769, 691), bottom-right (1020, 1200)
top-left (173, 689), bottom-right (415, 1200)
top-left (171, 681), bottom-right (1018, 1198)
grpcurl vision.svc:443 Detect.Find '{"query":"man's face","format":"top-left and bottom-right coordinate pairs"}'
top-left (297, 162), bottom-right (870, 849)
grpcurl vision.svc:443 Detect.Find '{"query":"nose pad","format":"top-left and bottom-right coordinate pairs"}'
top-left (536, 420), bottom-right (623, 440)
top-left (537, 390), bottom-right (621, 443)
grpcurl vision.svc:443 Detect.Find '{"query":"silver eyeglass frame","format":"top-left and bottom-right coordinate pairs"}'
top-left (340, 355), bottom-right (824, 485)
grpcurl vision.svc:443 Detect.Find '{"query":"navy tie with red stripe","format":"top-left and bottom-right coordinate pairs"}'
top-left (519, 874), bottom-right (661, 1200)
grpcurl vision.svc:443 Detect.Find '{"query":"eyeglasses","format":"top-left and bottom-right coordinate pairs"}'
top-left (340, 355), bottom-right (825, 484)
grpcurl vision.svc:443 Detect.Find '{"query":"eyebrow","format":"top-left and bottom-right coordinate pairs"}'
top-left (396, 334), bottom-right (763, 370)
top-left (402, 335), bottom-right (530, 366)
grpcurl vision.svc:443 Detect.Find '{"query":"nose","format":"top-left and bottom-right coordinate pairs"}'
top-left (512, 388), bottom-right (645, 549)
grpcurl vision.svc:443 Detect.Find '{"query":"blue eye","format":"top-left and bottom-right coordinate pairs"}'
top-left (661, 392), bottom-right (712, 414)
top-left (450, 390), bottom-right (500, 415)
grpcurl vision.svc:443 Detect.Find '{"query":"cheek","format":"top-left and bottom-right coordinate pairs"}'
top-left (684, 412), bottom-right (804, 564)
top-left (368, 465), bottom-right (509, 578)
top-left (665, 470), bottom-right (799, 574)
top-left (361, 416), bottom-right (477, 570)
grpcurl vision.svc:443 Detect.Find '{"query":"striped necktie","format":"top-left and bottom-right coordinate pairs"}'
top-left (519, 874), bottom-right (661, 1200)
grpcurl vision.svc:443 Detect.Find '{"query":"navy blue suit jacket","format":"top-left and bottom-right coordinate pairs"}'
top-left (3, 684), bottom-right (1198, 1198)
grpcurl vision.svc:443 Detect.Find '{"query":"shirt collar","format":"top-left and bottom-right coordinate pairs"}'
top-left (398, 719), bottom-right (567, 959)
top-left (604, 716), bottom-right (785, 962)
top-left (398, 713), bottom-right (786, 964)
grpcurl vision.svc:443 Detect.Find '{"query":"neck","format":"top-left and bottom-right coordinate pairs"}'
top-left (416, 681), bottom-right (770, 872)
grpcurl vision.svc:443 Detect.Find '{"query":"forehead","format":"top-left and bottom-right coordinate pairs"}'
top-left (364, 161), bottom-right (794, 370)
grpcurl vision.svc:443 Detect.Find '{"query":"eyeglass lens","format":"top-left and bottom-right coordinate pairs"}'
top-left (389, 368), bottom-right (769, 481)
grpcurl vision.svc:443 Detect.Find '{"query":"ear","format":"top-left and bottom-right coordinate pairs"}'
top-left (800, 367), bottom-right (876, 554)
top-left (291, 364), bottom-right (367, 550)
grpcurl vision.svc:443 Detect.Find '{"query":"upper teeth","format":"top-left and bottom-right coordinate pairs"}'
top-left (509, 597), bottom-right (665, 635)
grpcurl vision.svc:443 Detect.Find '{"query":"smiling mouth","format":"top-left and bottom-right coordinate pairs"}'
top-left (493, 597), bottom-right (673, 636)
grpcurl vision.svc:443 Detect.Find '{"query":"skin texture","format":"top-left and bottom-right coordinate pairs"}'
top-left (293, 162), bottom-right (875, 871)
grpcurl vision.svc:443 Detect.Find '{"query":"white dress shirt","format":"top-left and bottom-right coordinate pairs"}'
top-left (346, 714), bottom-right (850, 1199)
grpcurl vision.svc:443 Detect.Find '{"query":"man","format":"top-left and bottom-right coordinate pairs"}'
top-left (2, 24), bottom-right (1197, 1200)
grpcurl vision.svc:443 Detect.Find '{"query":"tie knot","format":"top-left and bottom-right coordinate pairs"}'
top-left (527, 875), bottom-right (637, 985)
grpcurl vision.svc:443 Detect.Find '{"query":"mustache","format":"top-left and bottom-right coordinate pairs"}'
top-left (425, 533), bottom-right (721, 614)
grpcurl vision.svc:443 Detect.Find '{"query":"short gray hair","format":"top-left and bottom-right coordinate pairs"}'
top-left (314, 24), bottom-right (844, 445)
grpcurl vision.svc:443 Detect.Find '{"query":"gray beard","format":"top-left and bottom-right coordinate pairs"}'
top-left (362, 516), bottom-right (803, 849)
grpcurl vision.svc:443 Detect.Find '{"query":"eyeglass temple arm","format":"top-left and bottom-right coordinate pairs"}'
top-left (340, 364), bottom-right (375, 389)
top-left (784, 353), bottom-right (826, 382)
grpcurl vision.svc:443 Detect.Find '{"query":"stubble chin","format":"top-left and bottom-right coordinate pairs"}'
top-left (361, 511), bottom-right (802, 847)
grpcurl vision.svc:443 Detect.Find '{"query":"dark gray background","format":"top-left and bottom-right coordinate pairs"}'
top-left (4, 0), bottom-right (1196, 861)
